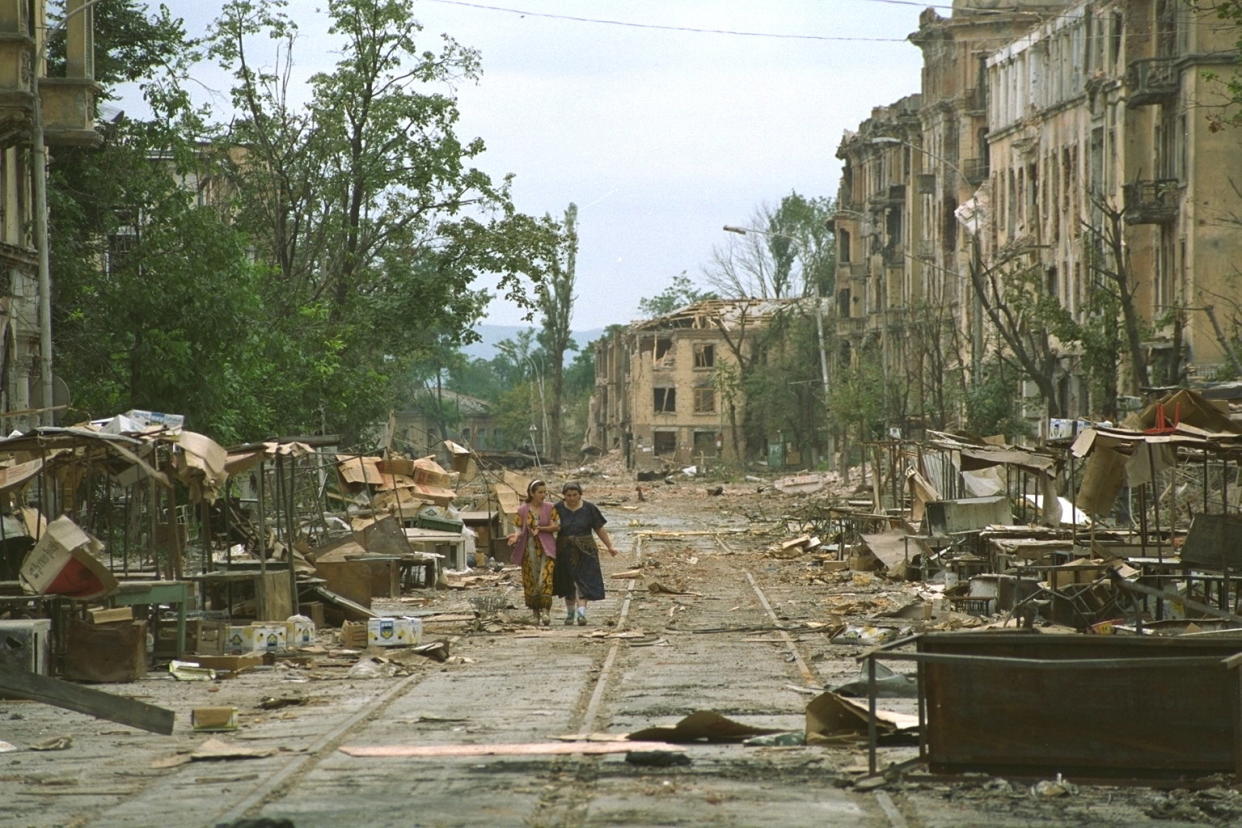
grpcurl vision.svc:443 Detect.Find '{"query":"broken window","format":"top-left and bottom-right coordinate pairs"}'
top-left (653, 431), bottom-right (677, 455)
top-left (693, 343), bottom-right (715, 369)
top-left (693, 431), bottom-right (719, 457)
top-left (693, 388), bottom-right (716, 414)
top-left (654, 337), bottom-right (675, 368)
top-left (653, 387), bottom-right (676, 413)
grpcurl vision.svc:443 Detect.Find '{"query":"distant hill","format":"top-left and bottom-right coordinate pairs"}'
top-left (463, 324), bottom-right (607, 360)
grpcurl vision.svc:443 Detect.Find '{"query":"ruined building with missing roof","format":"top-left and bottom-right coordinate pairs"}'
top-left (587, 299), bottom-right (799, 469)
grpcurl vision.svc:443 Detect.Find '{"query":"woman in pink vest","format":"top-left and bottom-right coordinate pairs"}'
top-left (508, 479), bottom-right (560, 626)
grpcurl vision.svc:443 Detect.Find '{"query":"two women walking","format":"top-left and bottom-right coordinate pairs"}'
top-left (509, 479), bottom-right (617, 627)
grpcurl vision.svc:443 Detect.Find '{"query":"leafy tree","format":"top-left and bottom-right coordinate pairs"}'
top-left (205, 0), bottom-right (558, 442)
top-left (536, 203), bottom-right (578, 464)
top-left (703, 193), bottom-right (837, 462)
top-left (49, 1), bottom-right (277, 441)
top-left (965, 357), bottom-right (1031, 439)
top-left (1203, 1), bottom-right (1242, 131)
top-left (637, 272), bottom-right (716, 317)
top-left (709, 192), bottom-right (835, 299)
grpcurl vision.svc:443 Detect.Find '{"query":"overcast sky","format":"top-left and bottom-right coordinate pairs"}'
top-left (155, 0), bottom-right (930, 330)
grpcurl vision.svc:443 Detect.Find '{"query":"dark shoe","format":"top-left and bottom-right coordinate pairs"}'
top-left (564, 613), bottom-right (575, 626)
top-left (576, 612), bottom-right (587, 626)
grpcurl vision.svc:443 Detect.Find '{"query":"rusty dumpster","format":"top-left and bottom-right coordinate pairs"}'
top-left (918, 631), bottom-right (1242, 778)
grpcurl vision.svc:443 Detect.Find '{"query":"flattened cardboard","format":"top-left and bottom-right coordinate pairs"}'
top-left (626, 711), bottom-right (781, 743)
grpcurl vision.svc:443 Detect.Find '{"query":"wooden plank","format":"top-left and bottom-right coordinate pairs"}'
top-left (0, 669), bottom-right (174, 734)
top-left (338, 740), bottom-right (685, 758)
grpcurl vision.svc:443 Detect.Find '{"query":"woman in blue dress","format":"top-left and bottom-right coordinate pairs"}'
top-left (553, 481), bottom-right (617, 625)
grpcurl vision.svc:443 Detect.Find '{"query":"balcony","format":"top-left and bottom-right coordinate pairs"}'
top-left (1125, 57), bottom-right (1179, 108)
top-left (882, 241), bottom-right (906, 267)
top-left (960, 158), bottom-right (989, 186)
top-left (838, 262), bottom-right (868, 282)
top-left (39, 78), bottom-right (104, 147)
top-left (1123, 179), bottom-right (1182, 224)
top-left (836, 314), bottom-right (867, 338)
top-left (963, 86), bottom-right (986, 115)
top-left (867, 185), bottom-right (906, 211)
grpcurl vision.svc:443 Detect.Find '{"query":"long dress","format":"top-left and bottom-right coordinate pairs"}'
top-left (519, 505), bottom-right (559, 612)
top-left (553, 501), bottom-right (608, 602)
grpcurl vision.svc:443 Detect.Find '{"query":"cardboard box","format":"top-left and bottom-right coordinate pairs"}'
top-left (158, 619), bottom-right (228, 657)
top-left (19, 516), bottom-right (117, 600)
top-left (285, 616), bottom-right (316, 648)
top-left (63, 619), bottom-right (147, 683)
top-left (367, 616), bottom-right (422, 647)
top-left (88, 606), bottom-right (133, 625)
top-left (225, 623), bottom-right (287, 653)
top-left (341, 620), bottom-right (368, 649)
top-left (192, 707), bottom-right (238, 732)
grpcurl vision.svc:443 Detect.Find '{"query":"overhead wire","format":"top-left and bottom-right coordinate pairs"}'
top-left (418, 0), bottom-right (908, 41)
top-left (416, 0), bottom-right (1216, 49)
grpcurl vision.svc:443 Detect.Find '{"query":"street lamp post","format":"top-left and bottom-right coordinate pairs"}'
top-left (722, 224), bottom-right (831, 465)
top-left (524, 354), bottom-right (549, 458)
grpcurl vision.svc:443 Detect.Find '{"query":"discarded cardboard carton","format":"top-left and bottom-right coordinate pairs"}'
top-left (367, 616), bottom-right (422, 647)
top-left (62, 619), bottom-right (147, 683)
top-left (192, 707), bottom-right (239, 732)
top-left (158, 619), bottom-right (227, 657)
top-left (805, 690), bottom-right (918, 745)
top-left (19, 516), bottom-right (117, 600)
top-left (341, 620), bottom-right (368, 649)
top-left (88, 606), bottom-right (133, 625)
top-left (285, 615), bottom-right (316, 648)
top-left (225, 623), bottom-right (287, 654)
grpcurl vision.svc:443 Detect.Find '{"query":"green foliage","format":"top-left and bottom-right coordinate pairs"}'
top-left (768, 192), bottom-right (837, 299)
top-left (741, 312), bottom-right (826, 459)
top-left (964, 357), bottom-right (1031, 439)
top-left (828, 345), bottom-right (889, 443)
top-left (637, 272), bottom-right (717, 318)
top-left (1203, 1), bottom-right (1242, 131)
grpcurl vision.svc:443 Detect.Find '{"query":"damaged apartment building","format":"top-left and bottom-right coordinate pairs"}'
top-left (0, 0), bottom-right (101, 429)
top-left (833, 0), bottom-right (1241, 432)
top-left (588, 299), bottom-right (797, 468)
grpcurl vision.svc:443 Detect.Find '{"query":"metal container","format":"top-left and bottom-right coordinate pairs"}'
top-left (918, 632), bottom-right (1242, 778)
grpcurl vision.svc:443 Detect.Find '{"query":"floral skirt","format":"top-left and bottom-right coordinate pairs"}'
top-left (521, 538), bottom-right (555, 611)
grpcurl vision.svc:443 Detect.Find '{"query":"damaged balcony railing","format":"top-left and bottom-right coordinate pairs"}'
top-left (1125, 57), bottom-right (1179, 107)
top-left (1123, 178), bottom-right (1182, 224)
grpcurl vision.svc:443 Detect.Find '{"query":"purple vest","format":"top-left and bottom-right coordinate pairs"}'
top-left (510, 501), bottom-right (557, 566)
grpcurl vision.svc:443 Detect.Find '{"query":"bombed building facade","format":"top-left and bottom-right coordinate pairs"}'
top-left (834, 0), bottom-right (1242, 431)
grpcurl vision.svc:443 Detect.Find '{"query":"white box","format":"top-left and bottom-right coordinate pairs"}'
top-left (0, 618), bottom-right (51, 674)
top-left (225, 623), bottom-right (287, 653)
top-left (285, 616), bottom-right (316, 648)
top-left (367, 616), bottom-right (422, 647)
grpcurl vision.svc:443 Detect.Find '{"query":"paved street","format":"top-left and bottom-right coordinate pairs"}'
top-left (1, 479), bottom-right (1229, 827)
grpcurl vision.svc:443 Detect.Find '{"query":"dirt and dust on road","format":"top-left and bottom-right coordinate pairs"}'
top-left (3, 452), bottom-right (1240, 827)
